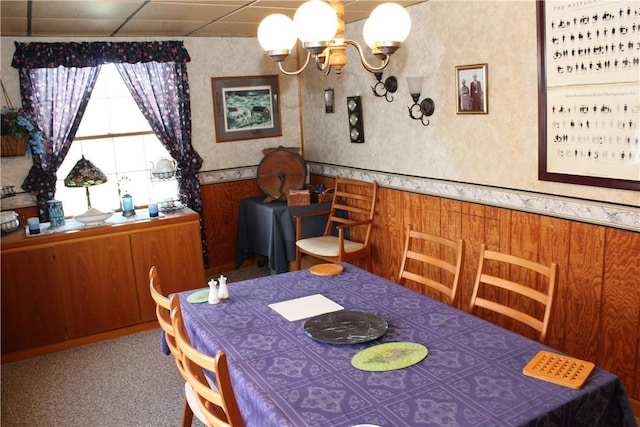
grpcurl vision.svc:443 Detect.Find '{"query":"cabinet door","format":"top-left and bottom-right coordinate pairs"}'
top-left (131, 221), bottom-right (205, 322)
top-left (54, 234), bottom-right (141, 338)
top-left (1, 247), bottom-right (66, 353)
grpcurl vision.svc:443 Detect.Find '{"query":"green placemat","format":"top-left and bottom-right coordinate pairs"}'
top-left (187, 288), bottom-right (209, 304)
top-left (351, 342), bottom-right (428, 372)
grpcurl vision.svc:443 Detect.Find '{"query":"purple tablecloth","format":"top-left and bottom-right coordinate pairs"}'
top-left (178, 264), bottom-right (636, 427)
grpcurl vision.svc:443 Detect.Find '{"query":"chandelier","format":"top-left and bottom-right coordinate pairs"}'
top-left (257, 0), bottom-right (411, 76)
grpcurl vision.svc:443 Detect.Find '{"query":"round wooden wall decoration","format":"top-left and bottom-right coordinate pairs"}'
top-left (256, 147), bottom-right (307, 201)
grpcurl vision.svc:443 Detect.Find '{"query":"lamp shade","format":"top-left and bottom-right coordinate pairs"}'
top-left (64, 155), bottom-right (108, 187)
top-left (258, 14), bottom-right (297, 52)
top-left (406, 77), bottom-right (424, 96)
top-left (293, 0), bottom-right (338, 43)
top-left (364, 3), bottom-right (411, 45)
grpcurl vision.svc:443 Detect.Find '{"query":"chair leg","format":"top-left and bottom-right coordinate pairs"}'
top-left (295, 248), bottom-right (302, 271)
top-left (181, 397), bottom-right (194, 427)
top-left (366, 255), bottom-right (373, 272)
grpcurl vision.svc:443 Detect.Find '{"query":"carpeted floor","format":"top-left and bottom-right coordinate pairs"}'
top-left (1, 265), bottom-right (269, 427)
top-left (1, 329), bottom-right (190, 427)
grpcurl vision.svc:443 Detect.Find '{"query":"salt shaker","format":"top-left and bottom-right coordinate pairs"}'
top-left (218, 274), bottom-right (229, 299)
top-left (208, 279), bottom-right (220, 304)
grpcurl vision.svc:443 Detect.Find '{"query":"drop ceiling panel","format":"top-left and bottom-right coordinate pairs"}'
top-left (132, 2), bottom-right (239, 21)
top-left (31, 19), bottom-right (126, 37)
top-left (192, 21), bottom-right (260, 38)
top-left (0, 0), bottom-right (426, 38)
top-left (30, 1), bottom-right (143, 20)
top-left (118, 20), bottom-right (209, 36)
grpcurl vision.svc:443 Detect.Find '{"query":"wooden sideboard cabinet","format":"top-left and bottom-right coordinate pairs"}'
top-left (1, 208), bottom-right (204, 356)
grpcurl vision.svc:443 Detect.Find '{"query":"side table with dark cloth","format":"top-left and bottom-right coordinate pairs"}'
top-left (178, 264), bottom-right (637, 427)
top-left (235, 196), bottom-right (332, 273)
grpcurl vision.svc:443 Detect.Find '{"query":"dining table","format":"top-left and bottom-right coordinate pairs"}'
top-left (177, 263), bottom-right (636, 427)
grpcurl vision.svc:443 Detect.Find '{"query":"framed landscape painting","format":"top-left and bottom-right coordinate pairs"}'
top-left (212, 75), bottom-right (282, 142)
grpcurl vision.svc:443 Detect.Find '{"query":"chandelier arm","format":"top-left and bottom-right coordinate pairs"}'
top-left (344, 39), bottom-right (390, 73)
top-left (276, 51), bottom-right (312, 76)
top-left (314, 49), bottom-right (332, 75)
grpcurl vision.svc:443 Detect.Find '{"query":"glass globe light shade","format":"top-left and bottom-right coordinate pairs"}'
top-left (363, 18), bottom-right (376, 50)
top-left (258, 14), bottom-right (297, 52)
top-left (406, 77), bottom-right (424, 96)
top-left (365, 3), bottom-right (411, 43)
top-left (293, 0), bottom-right (338, 43)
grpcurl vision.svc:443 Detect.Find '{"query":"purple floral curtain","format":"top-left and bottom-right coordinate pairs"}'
top-left (19, 66), bottom-right (100, 220)
top-left (12, 41), bottom-right (208, 266)
top-left (115, 61), bottom-right (208, 264)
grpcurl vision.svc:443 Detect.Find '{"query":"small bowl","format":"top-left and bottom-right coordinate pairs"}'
top-left (74, 209), bottom-right (113, 225)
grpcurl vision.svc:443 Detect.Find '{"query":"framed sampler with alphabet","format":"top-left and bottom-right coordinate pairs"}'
top-left (537, 1), bottom-right (639, 190)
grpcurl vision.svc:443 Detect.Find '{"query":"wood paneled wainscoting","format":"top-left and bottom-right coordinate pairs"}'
top-left (201, 177), bottom-right (640, 413)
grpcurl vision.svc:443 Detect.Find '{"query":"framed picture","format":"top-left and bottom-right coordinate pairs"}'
top-left (536, 1), bottom-right (639, 190)
top-left (456, 64), bottom-right (488, 114)
top-left (211, 75), bottom-right (282, 142)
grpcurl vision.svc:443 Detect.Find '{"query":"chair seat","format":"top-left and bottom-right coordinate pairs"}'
top-left (185, 381), bottom-right (206, 424)
top-left (296, 236), bottom-right (364, 257)
top-left (185, 374), bottom-right (218, 425)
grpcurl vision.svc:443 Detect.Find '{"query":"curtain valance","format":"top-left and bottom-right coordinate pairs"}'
top-left (12, 41), bottom-right (190, 69)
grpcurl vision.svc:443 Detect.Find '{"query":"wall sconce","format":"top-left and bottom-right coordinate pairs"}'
top-left (406, 77), bottom-right (435, 126)
top-left (371, 72), bottom-right (398, 102)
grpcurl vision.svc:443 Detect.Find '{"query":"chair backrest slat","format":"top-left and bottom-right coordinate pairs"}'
top-left (397, 225), bottom-right (465, 306)
top-left (469, 245), bottom-right (558, 343)
top-left (171, 295), bottom-right (245, 427)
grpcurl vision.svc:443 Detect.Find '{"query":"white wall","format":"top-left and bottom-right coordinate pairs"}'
top-left (0, 36), bottom-right (304, 188)
top-left (1, 0), bottom-right (638, 208)
top-left (300, 1), bottom-right (639, 206)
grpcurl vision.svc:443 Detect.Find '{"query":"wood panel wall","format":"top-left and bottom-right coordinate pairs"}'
top-left (201, 177), bottom-right (640, 409)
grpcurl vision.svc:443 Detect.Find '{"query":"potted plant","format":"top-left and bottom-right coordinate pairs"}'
top-left (1, 106), bottom-right (44, 157)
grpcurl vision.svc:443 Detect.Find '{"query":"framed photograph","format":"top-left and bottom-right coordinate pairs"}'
top-left (212, 75), bottom-right (282, 142)
top-left (456, 64), bottom-right (488, 114)
top-left (536, 1), bottom-right (639, 190)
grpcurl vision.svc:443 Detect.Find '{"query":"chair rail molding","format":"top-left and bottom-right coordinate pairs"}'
top-left (202, 164), bottom-right (640, 233)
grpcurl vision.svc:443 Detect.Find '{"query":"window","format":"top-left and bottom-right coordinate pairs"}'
top-left (56, 64), bottom-right (176, 216)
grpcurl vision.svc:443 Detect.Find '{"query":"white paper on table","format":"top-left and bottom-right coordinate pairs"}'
top-left (268, 294), bottom-right (344, 322)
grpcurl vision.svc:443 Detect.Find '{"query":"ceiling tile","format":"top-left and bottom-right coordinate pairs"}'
top-left (0, 0), bottom-right (426, 38)
top-left (31, 1), bottom-right (144, 20)
top-left (31, 18), bottom-right (124, 37)
top-left (134, 2), bottom-right (239, 21)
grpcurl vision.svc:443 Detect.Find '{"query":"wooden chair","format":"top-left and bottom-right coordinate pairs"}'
top-left (469, 245), bottom-right (558, 343)
top-left (149, 266), bottom-right (195, 427)
top-left (295, 177), bottom-right (378, 271)
top-left (397, 225), bottom-right (465, 305)
top-left (170, 295), bottom-right (245, 427)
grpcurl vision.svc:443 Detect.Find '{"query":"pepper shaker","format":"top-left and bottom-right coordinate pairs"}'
top-left (208, 279), bottom-right (220, 304)
top-left (218, 274), bottom-right (229, 299)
